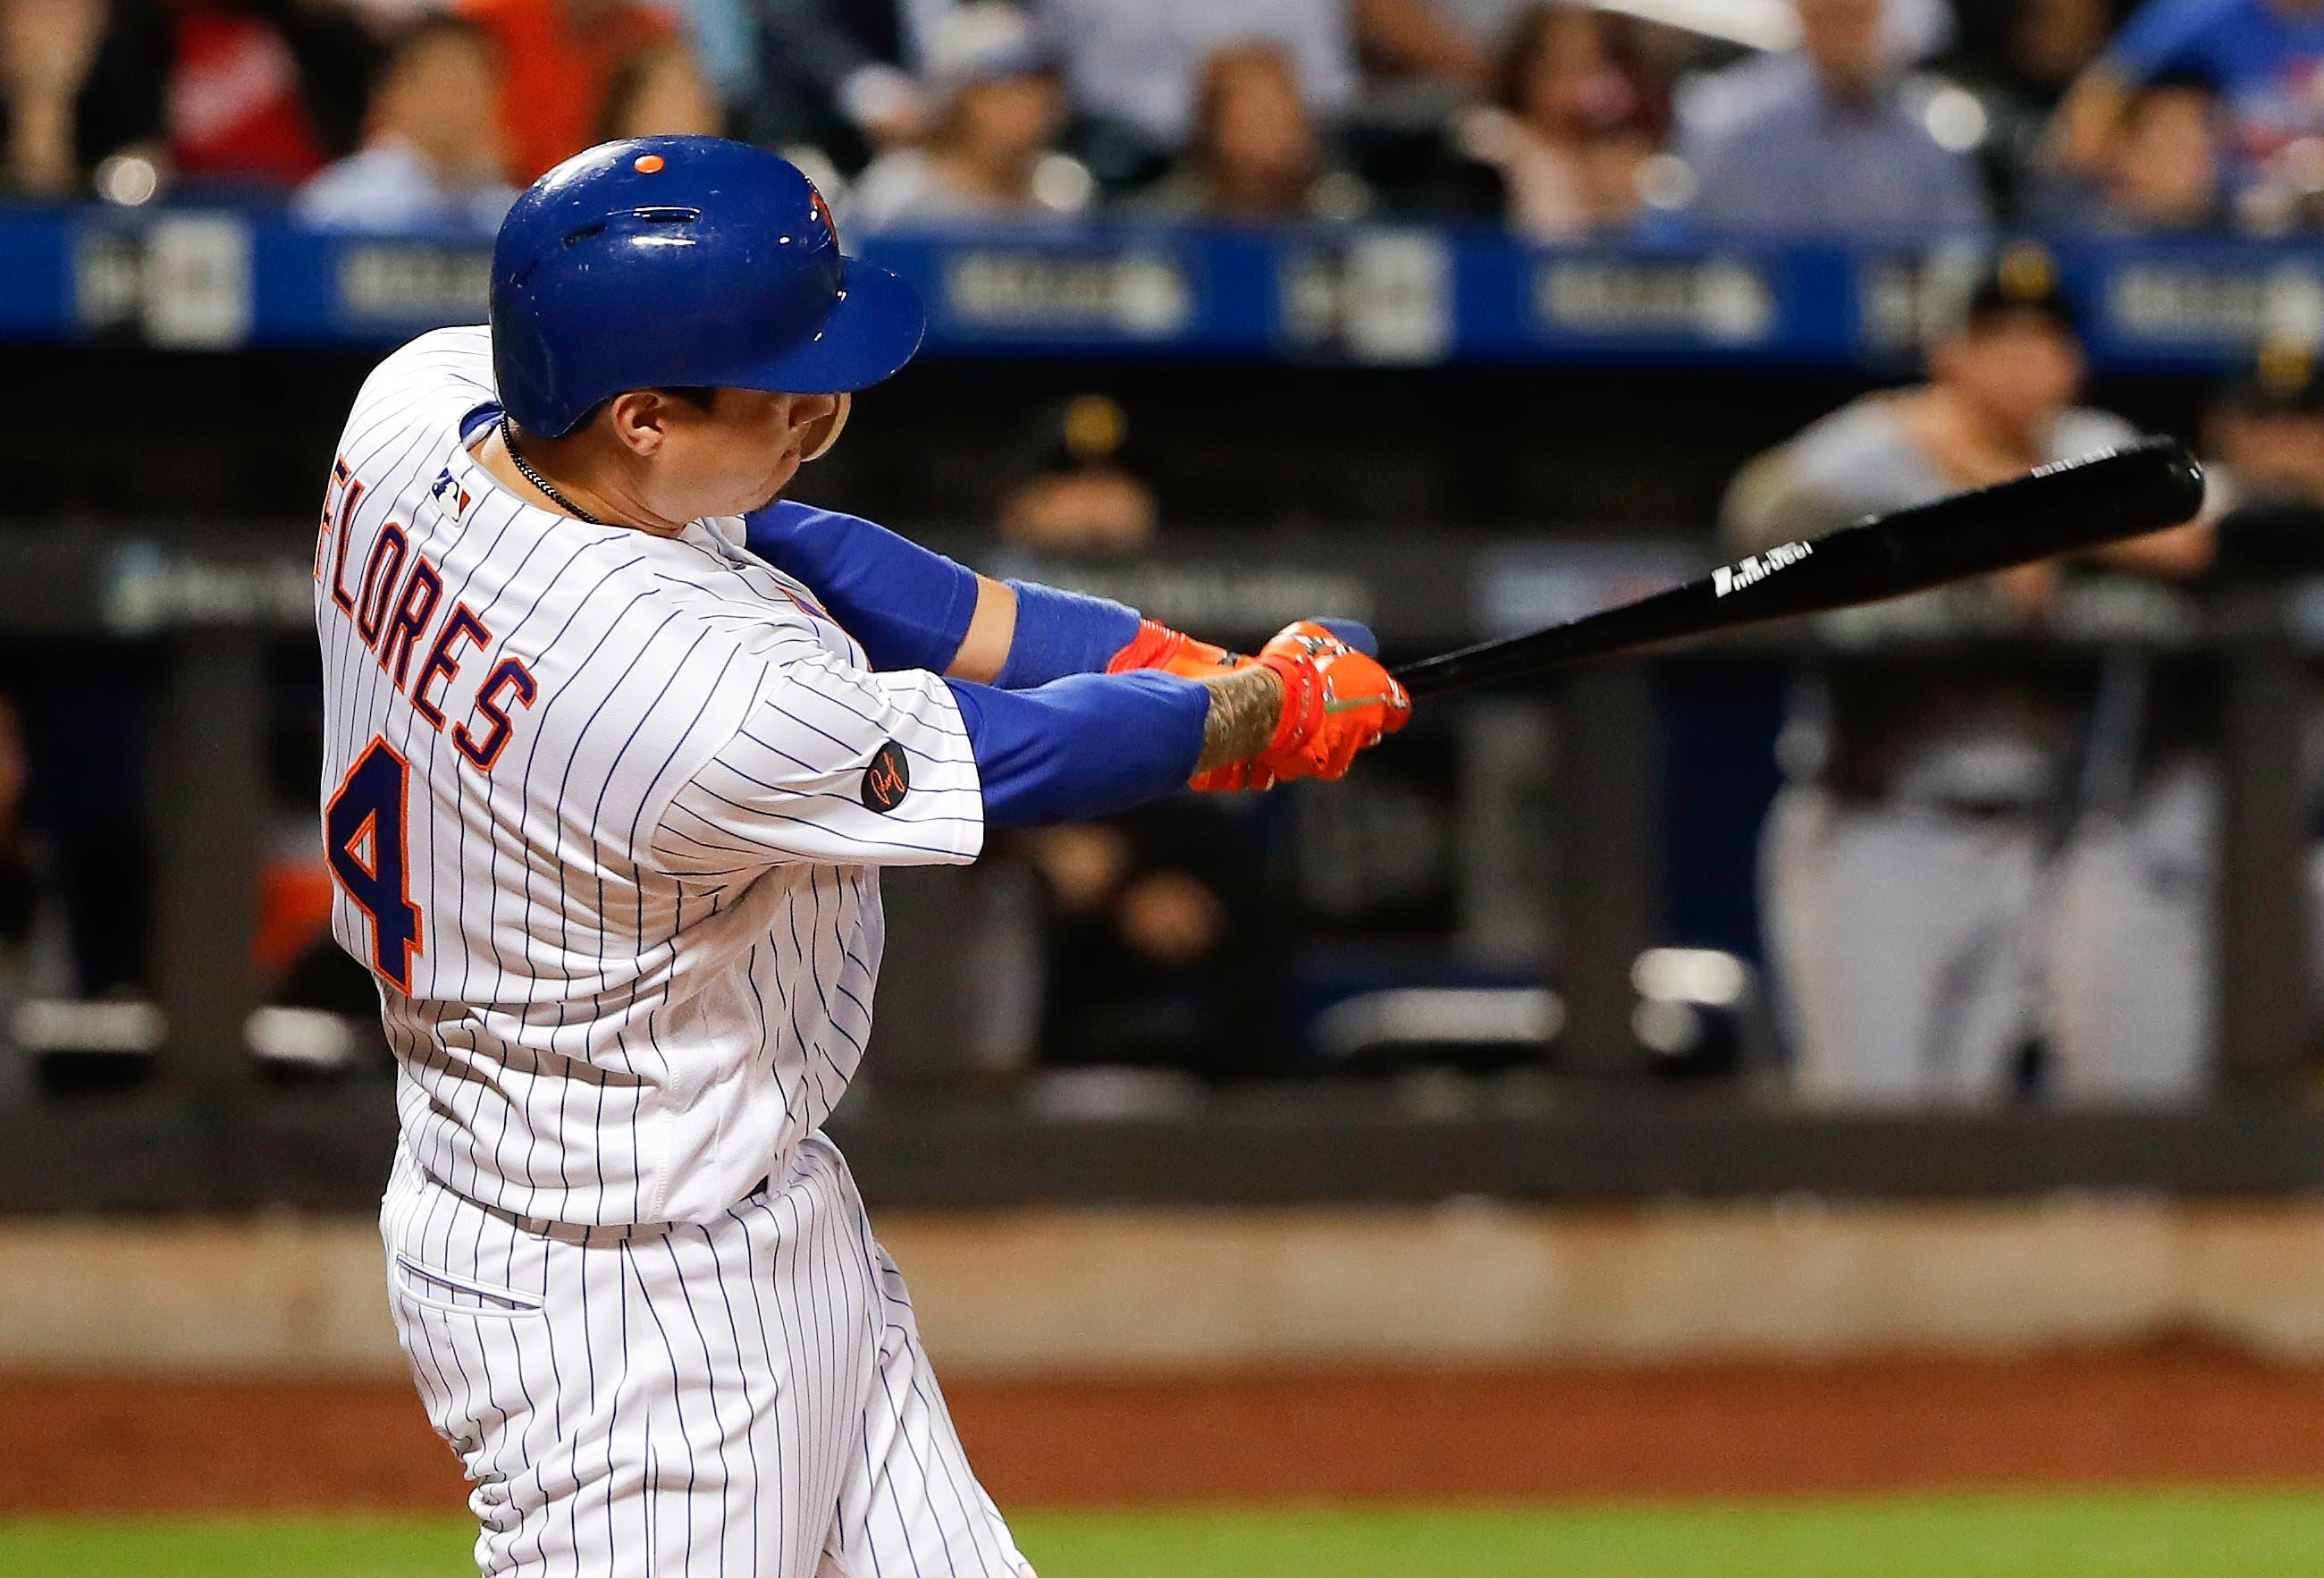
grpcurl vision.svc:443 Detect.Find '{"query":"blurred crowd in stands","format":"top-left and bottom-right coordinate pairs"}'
top-left (7, 0), bottom-right (2324, 239)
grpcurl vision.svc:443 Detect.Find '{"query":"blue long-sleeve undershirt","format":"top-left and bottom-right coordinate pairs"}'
top-left (943, 671), bottom-right (1208, 826)
top-left (744, 502), bottom-right (1140, 683)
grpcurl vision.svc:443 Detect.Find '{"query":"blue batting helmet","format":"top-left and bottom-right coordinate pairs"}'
top-left (490, 137), bottom-right (926, 437)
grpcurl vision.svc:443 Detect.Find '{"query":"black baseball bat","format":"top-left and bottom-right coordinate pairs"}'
top-left (1393, 437), bottom-right (2207, 698)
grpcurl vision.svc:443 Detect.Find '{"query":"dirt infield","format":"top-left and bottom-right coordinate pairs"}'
top-left (8, 1346), bottom-right (2324, 1514)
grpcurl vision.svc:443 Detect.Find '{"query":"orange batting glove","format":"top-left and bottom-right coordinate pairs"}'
top-left (1191, 620), bottom-right (1411, 792)
top-left (1105, 618), bottom-right (1252, 681)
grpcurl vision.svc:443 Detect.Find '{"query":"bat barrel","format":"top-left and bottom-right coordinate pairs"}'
top-left (1395, 438), bottom-right (2205, 698)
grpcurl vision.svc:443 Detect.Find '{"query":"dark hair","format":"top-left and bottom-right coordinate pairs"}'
top-left (1491, 2), bottom-right (1660, 131)
top-left (527, 385), bottom-right (718, 442)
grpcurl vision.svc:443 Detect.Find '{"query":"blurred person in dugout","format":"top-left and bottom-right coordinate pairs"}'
top-left (2055, 344), bottom-right (2324, 1067)
top-left (2207, 341), bottom-right (2324, 544)
top-left (989, 397), bottom-right (1291, 1077)
top-left (2202, 347), bottom-right (2324, 943)
top-left (1722, 249), bottom-right (2215, 1105)
top-left (296, 15), bottom-right (517, 229)
top-left (2008, 348), bottom-right (2324, 1099)
top-left (844, 3), bottom-right (1091, 228)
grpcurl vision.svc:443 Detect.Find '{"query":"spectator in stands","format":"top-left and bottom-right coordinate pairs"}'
top-left (2053, 0), bottom-right (2324, 229)
top-left (594, 42), bottom-right (726, 140)
top-left (846, 3), bottom-right (1090, 228)
top-left (1035, 0), bottom-right (1485, 184)
top-left (296, 17), bottom-right (517, 231)
top-left (1726, 250), bottom-right (2211, 1104)
top-left (1140, 41), bottom-right (1369, 220)
top-left (0, 0), bottom-right (140, 194)
top-left (459, 0), bottom-right (677, 181)
top-left (1456, 3), bottom-right (1666, 241)
top-left (2035, 72), bottom-right (2227, 232)
top-left (1934, 0), bottom-right (2111, 220)
top-left (6, 0), bottom-right (375, 196)
top-left (741, 0), bottom-right (944, 172)
top-left (161, 0), bottom-right (377, 189)
top-left (1674, 0), bottom-right (1990, 237)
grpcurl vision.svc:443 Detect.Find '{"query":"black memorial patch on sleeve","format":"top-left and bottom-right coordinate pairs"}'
top-left (862, 739), bottom-right (911, 813)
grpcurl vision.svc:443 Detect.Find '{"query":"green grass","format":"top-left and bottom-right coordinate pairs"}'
top-left (4, 1489), bottom-right (2321, 1576)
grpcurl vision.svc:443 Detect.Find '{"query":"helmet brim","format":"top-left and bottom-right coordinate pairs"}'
top-left (721, 258), bottom-right (927, 396)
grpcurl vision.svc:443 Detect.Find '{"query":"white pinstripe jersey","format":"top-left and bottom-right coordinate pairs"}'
top-left (316, 327), bottom-right (983, 1227)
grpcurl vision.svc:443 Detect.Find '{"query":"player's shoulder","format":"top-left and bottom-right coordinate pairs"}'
top-left (716, 502), bottom-right (880, 619)
top-left (1790, 394), bottom-right (1911, 470)
top-left (633, 523), bottom-right (860, 668)
top-left (2053, 407), bottom-right (2142, 460)
top-left (348, 326), bottom-right (496, 432)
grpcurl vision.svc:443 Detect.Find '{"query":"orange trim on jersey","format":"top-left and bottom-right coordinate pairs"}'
top-left (325, 460), bottom-right (366, 612)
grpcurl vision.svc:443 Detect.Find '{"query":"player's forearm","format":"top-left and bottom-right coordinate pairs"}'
top-left (944, 671), bottom-right (1208, 825)
top-left (1194, 665), bottom-right (1284, 773)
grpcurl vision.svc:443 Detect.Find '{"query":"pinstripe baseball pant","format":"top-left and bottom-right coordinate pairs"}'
top-left (383, 1137), bottom-right (1032, 1577)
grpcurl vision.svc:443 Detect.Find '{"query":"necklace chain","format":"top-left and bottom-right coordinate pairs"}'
top-left (500, 414), bottom-right (605, 525)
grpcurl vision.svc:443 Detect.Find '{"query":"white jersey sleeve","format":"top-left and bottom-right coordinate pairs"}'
top-left (653, 654), bottom-right (983, 873)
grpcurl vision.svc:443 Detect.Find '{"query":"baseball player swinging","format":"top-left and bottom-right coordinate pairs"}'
top-left (314, 135), bottom-right (1408, 1576)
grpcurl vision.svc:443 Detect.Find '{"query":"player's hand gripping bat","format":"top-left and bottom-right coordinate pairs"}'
top-left (1394, 437), bottom-right (2208, 698)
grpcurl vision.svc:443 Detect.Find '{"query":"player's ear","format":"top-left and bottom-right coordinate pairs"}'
top-left (799, 392), bottom-right (850, 463)
top-left (602, 391), bottom-right (669, 458)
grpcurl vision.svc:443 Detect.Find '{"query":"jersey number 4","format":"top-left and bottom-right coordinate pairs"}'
top-left (327, 737), bottom-right (423, 989)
